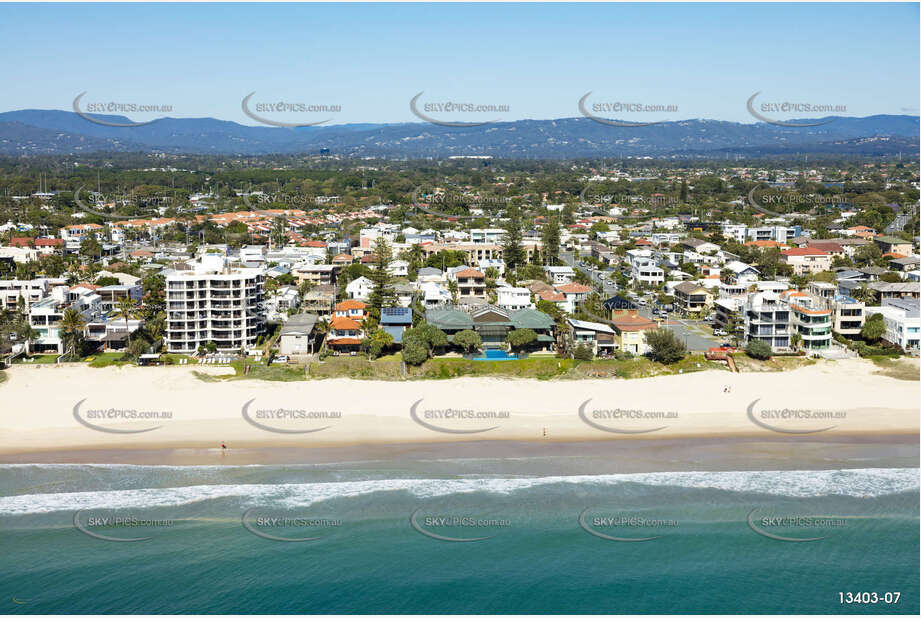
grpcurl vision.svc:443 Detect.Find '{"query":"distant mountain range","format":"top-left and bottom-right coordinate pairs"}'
top-left (0, 109), bottom-right (917, 158)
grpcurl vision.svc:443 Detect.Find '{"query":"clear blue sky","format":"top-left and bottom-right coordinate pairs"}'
top-left (1, 2), bottom-right (918, 125)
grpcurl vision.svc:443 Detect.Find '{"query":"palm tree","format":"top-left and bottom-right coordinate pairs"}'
top-left (66, 261), bottom-right (83, 285)
top-left (112, 297), bottom-right (138, 342)
top-left (852, 284), bottom-right (876, 304)
top-left (19, 324), bottom-right (38, 355)
top-left (59, 308), bottom-right (86, 360)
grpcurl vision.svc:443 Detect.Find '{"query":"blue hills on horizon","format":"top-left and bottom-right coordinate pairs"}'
top-left (0, 108), bottom-right (917, 158)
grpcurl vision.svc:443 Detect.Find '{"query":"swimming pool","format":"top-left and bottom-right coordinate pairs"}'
top-left (473, 349), bottom-right (518, 361)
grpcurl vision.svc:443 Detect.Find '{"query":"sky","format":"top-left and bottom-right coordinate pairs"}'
top-left (0, 2), bottom-right (918, 126)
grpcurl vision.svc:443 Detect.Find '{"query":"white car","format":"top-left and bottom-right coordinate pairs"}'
top-left (712, 329), bottom-right (726, 336)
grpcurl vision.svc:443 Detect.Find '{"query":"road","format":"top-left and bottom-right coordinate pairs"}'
top-left (559, 251), bottom-right (619, 295)
top-left (560, 250), bottom-right (720, 352)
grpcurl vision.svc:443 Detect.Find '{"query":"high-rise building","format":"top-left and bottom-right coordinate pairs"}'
top-left (165, 255), bottom-right (265, 354)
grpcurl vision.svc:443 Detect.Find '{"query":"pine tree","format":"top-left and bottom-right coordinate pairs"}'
top-left (367, 238), bottom-right (397, 317)
top-left (502, 207), bottom-right (526, 272)
top-left (541, 215), bottom-right (561, 265)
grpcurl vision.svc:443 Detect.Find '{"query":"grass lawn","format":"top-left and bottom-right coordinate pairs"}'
top-left (869, 356), bottom-right (919, 381)
top-left (88, 353), bottom-right (127, 368)
top-left (18, 354), bottom-right (60, 364)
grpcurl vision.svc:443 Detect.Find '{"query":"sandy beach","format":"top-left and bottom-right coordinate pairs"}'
top-left (0, 358), bottom-right (917, 459)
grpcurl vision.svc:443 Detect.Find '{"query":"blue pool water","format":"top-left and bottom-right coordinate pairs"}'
top-left (474, 349), bottom-right (518, 361)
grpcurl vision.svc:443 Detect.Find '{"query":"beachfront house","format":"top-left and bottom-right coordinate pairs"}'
top-left (278, 313), bottom-right (319, 355)
top-left (566, 318), bottom-right (616, 356)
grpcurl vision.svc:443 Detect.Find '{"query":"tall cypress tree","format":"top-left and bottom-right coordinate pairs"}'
top-left (541, 215), bottom-right (561, 265)
top-left (502, 207), bottom-right (525, 272)
top-left (367, 238), bottom-right (397, 317)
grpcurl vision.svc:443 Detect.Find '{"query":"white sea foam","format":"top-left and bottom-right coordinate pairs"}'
top-left (0, 468), bottom-right (916, 515)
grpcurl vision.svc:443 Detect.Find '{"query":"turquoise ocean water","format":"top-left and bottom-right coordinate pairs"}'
top-left (1, 460), bottom-right (918, 614)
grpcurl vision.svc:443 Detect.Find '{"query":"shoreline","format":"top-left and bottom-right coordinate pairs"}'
top-left (1, 358), bottom-right (918, 462)
top-left (0, 434), bottom-right (918, 469)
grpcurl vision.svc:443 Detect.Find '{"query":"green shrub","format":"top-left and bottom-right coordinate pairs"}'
top-left (745, 339), bottom-right (772, 360)
top-left (572, 344), bottom-right (594, 360)
top-left (644, 328), bottom-right (687, 364)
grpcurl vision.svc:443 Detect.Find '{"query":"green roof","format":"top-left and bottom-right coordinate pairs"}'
top-left (425, 308), bottom-right (474, 329)
top-left (510, 308), bottom-right (555, 330)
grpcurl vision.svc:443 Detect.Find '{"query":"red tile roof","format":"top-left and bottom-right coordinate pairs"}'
top-left (335, 299), bottom-right (367, 311)
top-left (330, 317), bottom-right (361, 330)
top-left (781, 248), bottom-right (829, 257)
top-left (455, 268), bottom-right (485, 278)
top-left (538, 290), bottom-right (566, 302)
top-left (556, 282), bottom-right (592, 294)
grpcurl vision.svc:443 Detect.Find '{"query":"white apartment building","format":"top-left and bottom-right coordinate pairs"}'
top-left (865, 299), bottom-right (920, 352)
top-left (239, 245), bottom-right (266, 268)
top-left (721, 223), bottom-right (747, 243)
top-left (743, 291), bottom-right (791, 351)
top-left (496, 286), bottom-right (534, 311)
top-left (545, 266), bottom-right (575, 285)
top-left (0, 278), bottom-right (53, 311)
top-left (29, 286), bottom-right (103, 354)
top-left (783, 290), bottom-right (832, 351)
top-left (650, 232), bottom-right (683, 245)
top-left (632, 260), bottom-right (665, 286)
top-left (470, 228), bottom-right (505, 244)
top-left (165, 255), bottom-right (265, 354)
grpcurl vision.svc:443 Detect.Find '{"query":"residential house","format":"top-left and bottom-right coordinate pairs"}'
top-left (556, 282), bottom-right (593, 314)
top-left (631, 260), bottom-right (665, 286)
top-left (567, 318), bottom-right (616, 356)
top-left (334, 300), bottom-right (367, 322)
top-left (609, 310), bottom-right (659, 355)
top-left (510, 308), bottom-right (556, 352)
top-left (890, 256), bottom-right (920, 276)
top-left (0, 278), bottom-right (51, 311)
top-left (723, 260), bottom-right (761, 285)
top-left (326, 316), bottom-right (364, 352)
top-left (264, 286), bottom-right (300, 322)
top-left (452, 268), bottom-right (487, 299)
top-left (781, 248), bottom-right (832, 275)
top-left (346, 276), bottom-right (373, 301)
top-left (682, 238), bottom-right (720, 254)
top-left (672, 282), bottom-right (714, 315)
top-left (425, 307), bottom-right (475, 341)
top-left (829, 295), bottom-right (865, 339)
top-left (278, 313), bottom-right (319, 355)
top-left (301, 286), bottom-right (336, 319)
top-left (874, 236), bottom-right (914, 256)
top-left (291, 263), bottom-right (340, 286)
top-left (380, 306), bottom-right (413, 345)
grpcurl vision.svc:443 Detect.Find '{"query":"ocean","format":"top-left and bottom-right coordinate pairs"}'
top-left (1, 457), bottom-right (918, 614)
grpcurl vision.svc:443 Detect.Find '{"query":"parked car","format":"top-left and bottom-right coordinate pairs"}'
top-left (713, 329), bottom-right (726, 336)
